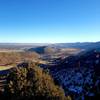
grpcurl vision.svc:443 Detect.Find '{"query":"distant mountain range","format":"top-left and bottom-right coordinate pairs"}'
top-left (50, 42), bottom-right (100, 50)
top-left (27, 42), bottom-right (100, 54)
top-left (0, 43), bottom-right (49, 49)
top-left (0, 42), bottom-right (100, 51)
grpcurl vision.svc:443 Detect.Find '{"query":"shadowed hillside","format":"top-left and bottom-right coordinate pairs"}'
top-left (46, 50), bottom-right (100, 100)
top-left (27, 46), bottom-right (56, 54)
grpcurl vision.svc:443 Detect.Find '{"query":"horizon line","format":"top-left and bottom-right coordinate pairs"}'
top-left (0, 41), bottom-right (100, 44)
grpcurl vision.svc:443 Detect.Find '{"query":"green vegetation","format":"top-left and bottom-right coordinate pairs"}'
top-left (4, 62), bottom-right (71, 100)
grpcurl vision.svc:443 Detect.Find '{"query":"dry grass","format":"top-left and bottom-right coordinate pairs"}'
top-left (0, 65), bottom-right (14, 71)
top-left (0, 52), bottom-right (40, 66)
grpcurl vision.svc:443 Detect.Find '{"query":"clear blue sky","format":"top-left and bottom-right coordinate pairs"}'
top-left (0, 0), bottom-right (100, 43)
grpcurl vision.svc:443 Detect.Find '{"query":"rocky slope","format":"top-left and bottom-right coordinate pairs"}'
top-left (47, 50), bottom-right (100, 100)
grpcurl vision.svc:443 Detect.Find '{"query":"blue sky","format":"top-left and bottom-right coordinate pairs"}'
top-left (0, 0), bottom-right (100, 43)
